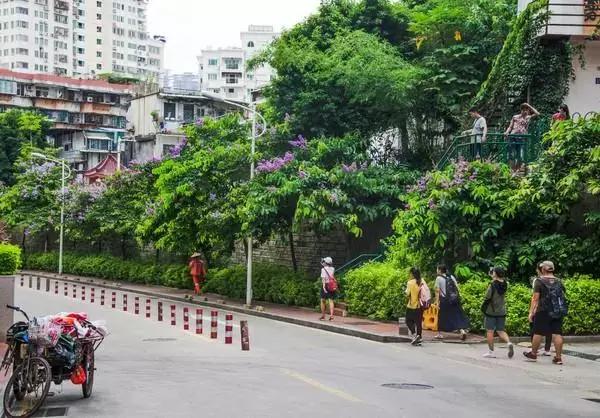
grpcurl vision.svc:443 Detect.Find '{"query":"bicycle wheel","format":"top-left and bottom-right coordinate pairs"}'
top-left (3, 357), bottom-right (52, 418)
top-left (81, 345), bottom-right (95, 398)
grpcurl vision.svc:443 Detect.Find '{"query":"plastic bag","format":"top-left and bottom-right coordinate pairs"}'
top-left (90, 320), bottom-right (108, 337)
top-left (28, 316), bottom-right (61, 347)
top-left (70, 365), bottom-right (86, 385)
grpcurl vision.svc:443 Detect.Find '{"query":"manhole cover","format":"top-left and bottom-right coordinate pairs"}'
top-left (382, 383), bottom-right (434, 390)
top-left (32, 407), bottom-right (69, 417)
top-left (142, 338), bottom-right (177, 342)
top-left (345, 321), bottom-right (374, 326)
top-left (585, 398), bottom-right (600, 404)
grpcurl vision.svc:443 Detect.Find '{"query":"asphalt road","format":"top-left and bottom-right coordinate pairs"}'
top-left (6, 282), bottom-right (600, 418)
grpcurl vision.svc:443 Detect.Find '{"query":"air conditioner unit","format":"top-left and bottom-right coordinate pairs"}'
top-left (87, 97), bottom-right (94, 102)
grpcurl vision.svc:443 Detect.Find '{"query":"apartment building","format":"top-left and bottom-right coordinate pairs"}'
top-left (518, 0), bottom-right (599, 114)
top-left (161, 70), bottom-right (200, 92)
top-left (0, 0), bottom-right (165, 80)
top-left (0, 67), bottom-right (131, 171)
top-left (198, 25), bottom-right (279, 102)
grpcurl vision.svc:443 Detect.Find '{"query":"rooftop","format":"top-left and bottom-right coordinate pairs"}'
top-left (0, 69), bottom-right (132, 94)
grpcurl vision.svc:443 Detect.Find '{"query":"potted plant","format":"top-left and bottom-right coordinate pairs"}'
top-left (0, 243), bottom-right (22, 343)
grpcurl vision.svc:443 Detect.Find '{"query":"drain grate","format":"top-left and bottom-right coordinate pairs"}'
top-left (142, 337), bottom-right (177, 342)
top-left (585, 398), bottom-right (600, 404)
top-left (33, 407), bottom-right (69, 417)
top-left (382, 383), bottom-right (434, 390)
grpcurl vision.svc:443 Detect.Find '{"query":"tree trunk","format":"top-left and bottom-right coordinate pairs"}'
top-left (121, 238), bottom-right (126, 260)
top-left (399, 117), bottom-right (410, 160)
top-left (289, 230), bottom-right (298, 273)
top-left (44, 231), bottom-right (49, 253)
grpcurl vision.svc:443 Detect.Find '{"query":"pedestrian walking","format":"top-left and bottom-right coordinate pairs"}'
top-left (188, 252), bottom-right (207, 295)
top-left (468, 107), bottom-right (487, 159)
top-left (405, 267), bottom-right (429, 346)
top-left (481, 267), bottom-right (514, 358)
top-left (530, 266), bottom-right (552, 357)
top-left (319, 257), bottom-right (337, 321)
top-left (504, 102), bottom-right (540, 165)
top-left (551, 104), bottom-right (570, 122)
top-left (524, 261), bottom-right (568, 365)
top-left (434, 264), bottom-right (468, 340)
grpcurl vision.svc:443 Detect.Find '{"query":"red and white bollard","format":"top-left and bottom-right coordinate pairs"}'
top-left (146, 299), bottom-right (151, 318)
top-left (158, 301), bottom-right (163, 322)
top-left (90, 288), bottom-right (95, 303)
top-left (111, 291), bottom-right (116, 309)
top-left (101, 289), bottom-right (105, 306)
top-left (240, 320), bottom-right (250, 351)
top-left (72, 284), bottom-right (77, 299)
top-left (134, 296), bottom-right (140, 315)
top-left (63, 282), bottom-right (68, 297)
top-left (81, 286), bottom-right (86, 302)
top-left (195, 309), bottom-right (203, 335)
top-left (183, 307), bottom-right (189, 331)
top-left (123, 294), bottom-right (128, 312)
top-left (170, 305), bottom-right (176, 326)
top-left (210, 311), bottom-right (218, 339)
top-left (54, 280), bottom-right (58, 295)
top-left (225, 313), bottom-right (233, 344)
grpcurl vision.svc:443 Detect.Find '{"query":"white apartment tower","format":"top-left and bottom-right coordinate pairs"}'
top-left (0, 0), bottom-right (165, 79)
top-left (198, 25), bottom-right (279, 102)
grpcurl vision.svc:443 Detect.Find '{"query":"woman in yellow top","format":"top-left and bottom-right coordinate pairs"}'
top-left (405, 267), bottom-right (424, 346)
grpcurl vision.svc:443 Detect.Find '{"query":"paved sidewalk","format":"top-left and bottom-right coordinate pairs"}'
top-left (22, 270), bottom-right (483, 344)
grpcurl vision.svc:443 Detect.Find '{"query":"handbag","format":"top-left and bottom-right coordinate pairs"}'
top-left (324, 268), bottom-right (338, 293)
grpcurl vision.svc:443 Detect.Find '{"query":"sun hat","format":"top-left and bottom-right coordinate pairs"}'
top-left (539, 260), bottom-right (555, 272)
top-left (321, 257), bottom-right (333, 265)
top-left (191, 252), bottom-right (202, 258)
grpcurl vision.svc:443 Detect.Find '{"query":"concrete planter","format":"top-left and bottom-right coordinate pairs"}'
top-left (0, 274), bottom-right (15, 343)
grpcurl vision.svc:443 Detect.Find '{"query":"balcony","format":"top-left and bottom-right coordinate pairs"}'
top-left (54, 0), bottom-right (69, 10)
top-left (519, 0), bottom-right (600, 37)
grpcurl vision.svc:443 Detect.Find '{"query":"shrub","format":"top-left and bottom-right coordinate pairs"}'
top-left (343, 262), bottom-right (407, 320)
top-left (203, 263), bottom-right (318, 307)
top-left (23, 252), bottom-right (189, 289)
top-left (0, 243), bottom-right (22, 275)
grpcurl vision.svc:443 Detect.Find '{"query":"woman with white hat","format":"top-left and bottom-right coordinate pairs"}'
top-left (320, 257), bottom-right (336, 321)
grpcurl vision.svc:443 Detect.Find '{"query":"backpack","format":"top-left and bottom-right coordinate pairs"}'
top-left (418, 282), bottom-right (432, 309)
top-left (541, 279), bottom-right (568, 319)
top-left (444, 275), bottom-right (459, 305)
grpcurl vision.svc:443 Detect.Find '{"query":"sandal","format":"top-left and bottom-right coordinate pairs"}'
top-left (552, 357), bottom-right (563, 365)
top-left (329, 316), bottom-right (334, 321)
top-left (319, 316), bottom-right (325, 321)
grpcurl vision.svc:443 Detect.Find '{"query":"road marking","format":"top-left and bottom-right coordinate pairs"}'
top-left (280, 368), bottom-right (362, 403)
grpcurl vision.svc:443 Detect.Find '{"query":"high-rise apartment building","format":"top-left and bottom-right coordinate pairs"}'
top-left (0, 0), bottom-right (165, 79)
top-left (197, 25), bottom-right (278, 102)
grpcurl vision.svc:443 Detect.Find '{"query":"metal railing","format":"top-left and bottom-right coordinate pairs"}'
top-left (336, 253), bottom-right (383, 277)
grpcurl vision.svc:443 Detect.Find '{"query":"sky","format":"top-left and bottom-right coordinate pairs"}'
top-left (147, 0), bottom-right (322, 73)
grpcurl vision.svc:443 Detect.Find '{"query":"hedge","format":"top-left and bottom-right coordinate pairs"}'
top-left (0, 243), bottom-right (22, 275)
top-left (204, 263), bottom-right (318, 308)
top-left (24, 252), bottom-right (189, 289)
top-left (345, 262), bottom-right (600, 335)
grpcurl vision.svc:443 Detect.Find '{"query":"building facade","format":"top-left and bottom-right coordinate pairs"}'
top-left (518, 0), bottom-right (600, 114)
top-left (197, 25), bottom-right (279, 102)
top-left (0, 0), bottom-right (165, 80)
top-left (0, 68), bottom-right (131, 172)
top-left (161, 70), bottom-right (200, 92)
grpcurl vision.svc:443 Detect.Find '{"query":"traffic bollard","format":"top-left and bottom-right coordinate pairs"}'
top-left (82, 286), bottom-right (86, 302)
top-left (111, 291), bottom-right (116, 309)
top-left (195, 309), bottom-right (203, 334)
top-left (90, 288), bottom-right (95, 303)
top-left (240, 320), bottom-right (250, 351)
top-left (158, 301), bottom-right (163, 322)
top-left (146, 299), bottom-right (151, 318)
top-left (101, 289), bottom-right (105, 306)
top-left (225, 314), bottom-right (233, 344)
top-left (134, 296), bottom-right (140, 315)
top-left (210, 311), bottom-right (218, 339)
top-left (170, 305), bottom-right (176, 326)
top-left (183, 307), bottom-right (189, 331)
top-left (72, 284), bottom-right (77, 299)
top-left (123, 294), bottom-right (128, 312)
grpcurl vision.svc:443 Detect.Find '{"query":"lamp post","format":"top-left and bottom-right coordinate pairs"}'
top-left (31, 152), bottom-right (71, 275)
top-left (200, 92), bottom-right (267, 307)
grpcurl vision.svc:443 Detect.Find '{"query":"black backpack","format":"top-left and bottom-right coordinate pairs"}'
top-left (445, 275), bottom-right (459, 305)
top-left (541, 279), bottom-right (569, 319)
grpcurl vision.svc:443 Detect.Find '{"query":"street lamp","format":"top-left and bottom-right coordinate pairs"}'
top-left (31, 152), bottom-right (71, 276)
top-left (200, 91), bottom-right (267, 307)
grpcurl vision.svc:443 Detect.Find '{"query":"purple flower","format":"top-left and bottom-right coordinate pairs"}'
top-left (288, 135), bottom-right (307, 150)
top-left (428, 199), bottom-right (437, 210)
top-left (23, 228), bottom-right (30, 236)
top-left (342, 162), bottom-right (358, 173)
top-left (169, 138), bottom-right (188, 158)
top-left (256, 152), bottom-right (295, 173)
top-left (298, 170), bottom-right (307, 179)
top-left (195, 118), bottom-right (204, 126)
top-left (404, 203), bottom-right (411, 210)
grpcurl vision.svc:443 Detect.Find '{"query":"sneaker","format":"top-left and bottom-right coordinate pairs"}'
top-left (434, 334), bottom-right (444, 340)
top-left (541, 350), bottom-right (552, 357)
top-left (523, 351), bottom-right (537, 362)
top-left (411, 335), bottom-right (422, 346)
top-left (508, 343), bottom-right (514, 359)
top-left (460, 330), bottom-right (467, 341)
top-left (552, 357), bottom-right (563, 365)
top-left (483, 351), bottom-right (496, 358)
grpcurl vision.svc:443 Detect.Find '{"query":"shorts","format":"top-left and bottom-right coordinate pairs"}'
top-left (484, 315), bottom-right (506, 332)
top-left (320, 287), bottom-right (335, 300)
top-left (532, 310), bottom-right (562, 335)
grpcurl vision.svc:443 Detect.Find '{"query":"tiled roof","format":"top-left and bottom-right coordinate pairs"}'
top-left (0, 69), bottom-right (131, 93)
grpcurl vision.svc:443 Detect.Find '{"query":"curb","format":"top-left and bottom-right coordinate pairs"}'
top-left (22, 271), bottom-right (412, 344)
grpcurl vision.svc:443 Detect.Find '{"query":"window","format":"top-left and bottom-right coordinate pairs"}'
top-left (77, 22), bottom-right (84, 29)
top-left (77, 48), bottom-right (85, 54)
top-left (77, 35), bottom-right (84, 42)
top-left (97, 1), bottom-right (102, 6)
top-left (223, 58), bottom-right (241, 70)
top-left (15, 62), bottom-right (29, 69)
top-left (163, 103), bottom-right (176, 120)
top-left (15, 48), bottom-right (28, 55)
top-left (96, 13), bottom-right (101, 20)
top-left (0, 80), bottom-right (16, 95)
top-left (16, 7), bottom-right (28, 15)
top-left (96, 38), bottom-right (102, 45)
top-left (208, 73), bottom-right (217, 81)
top-left (208, 58), bottom-right (218, 66)
top-left (225, 74), bottom-right (240, 84)
top-left (247, 41), bottom-right (254, 48)
top-left (96, 64), bottom-right (102, 70)
top-left (54, 14), bottom-right (68, 24)
top-left (96, 51), bottom-right (102, 57)
top-left (16, 20), bottom-right (28, 28)
top-left (247, 74), bottom-right (253, 80)
top-left (228, 88), bottom-right (234, 93)
top-left (183, 104), bottom-right (194, 122)
top-left (162, 144), bottom-right (174, 155)
top-left (97, 26), bottom-right (102, 33)
top-left (35, 87), bottom-right (49, 98)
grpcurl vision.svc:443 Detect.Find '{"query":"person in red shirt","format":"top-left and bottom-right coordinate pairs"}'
top-left (188, 253), bottom-right (207, 295)
top-left (552, 104), bottom-right (570, 122)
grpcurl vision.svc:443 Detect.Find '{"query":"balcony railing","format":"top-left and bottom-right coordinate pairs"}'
top-left (540, 1), bottom-right (600, 37)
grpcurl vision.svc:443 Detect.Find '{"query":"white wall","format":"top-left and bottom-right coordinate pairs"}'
top-left (566, 41), bottom-right (600, 115)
